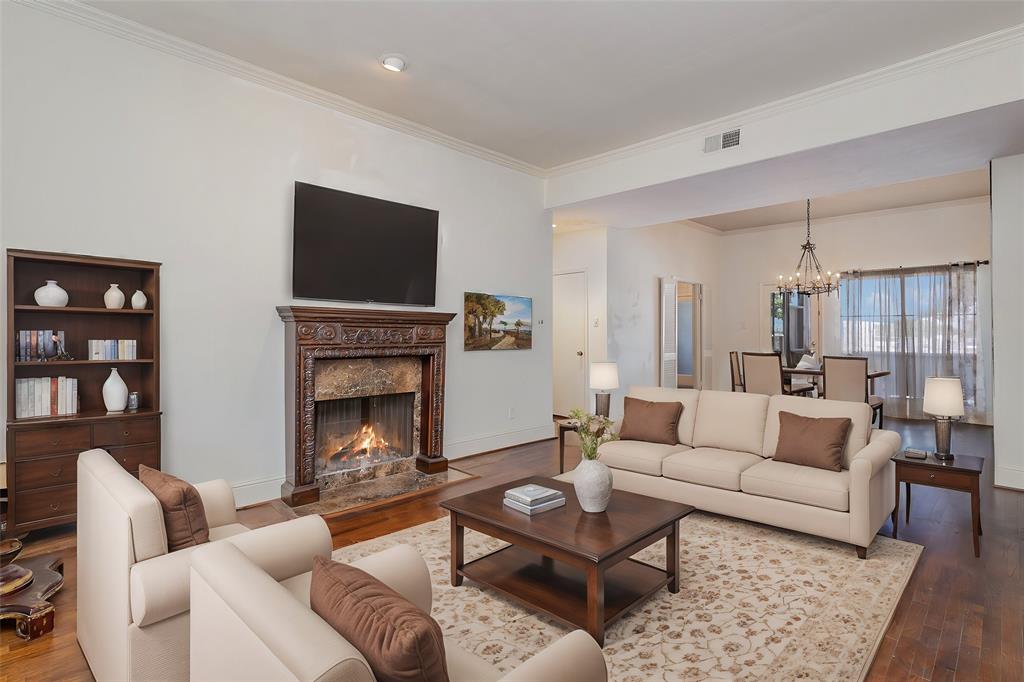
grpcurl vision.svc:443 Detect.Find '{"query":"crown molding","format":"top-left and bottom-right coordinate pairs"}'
top-left (546, 23), bottom-right (1024, 178)
top-left (15, 1), bottom-right (1024, 180)
top-left (15, 0), bottom-right (547, 178)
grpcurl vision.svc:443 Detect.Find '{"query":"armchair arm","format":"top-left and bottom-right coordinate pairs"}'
top-left (498, 630), bottom-right (607, 682)
top-left (130, 515), bottom-right (331, 627)
top-left (194, 479), bottom-right (238, 528)
top-left (849, 429), bottom-right (901, 548)
top-left (348, 544), bottom-right (432, 614)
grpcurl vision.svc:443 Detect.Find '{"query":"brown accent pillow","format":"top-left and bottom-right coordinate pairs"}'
top-left (138, 464), bottom-right (210, 552)
top-left (618, 396), bottom-right (683, 445)
top-left (310, 556), bottom-right (449, 682)
top-left (773, 411), bottom-right (853, 472)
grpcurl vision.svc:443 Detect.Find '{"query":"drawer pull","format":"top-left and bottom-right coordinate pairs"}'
top-left (929, 473), bottom-right (935, 479)
top-left (49, 502), bottom-right (60, 511)
top-left (50, 465), bottom-right (63, 477)
top-left (123, 431), bottom-right (131, 437)
top-left (51, 439), bottom-right (61, 446)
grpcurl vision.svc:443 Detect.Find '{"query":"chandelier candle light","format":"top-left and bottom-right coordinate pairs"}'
top-left (777, 199), bottom-right (840, 297)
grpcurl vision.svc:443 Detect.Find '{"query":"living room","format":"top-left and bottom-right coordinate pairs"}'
top-left (2, 2), bottom-right (1023, 681)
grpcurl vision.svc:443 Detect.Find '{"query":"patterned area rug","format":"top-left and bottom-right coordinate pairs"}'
top-left (331, 514), bottom-right (921, 681)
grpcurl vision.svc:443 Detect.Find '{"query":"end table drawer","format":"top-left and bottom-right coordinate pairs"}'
top-left (15, 454), bottom-right (78, 490)
top-left (93, 418), bottom-right (160, 447)
top-left (14, 425), bottom-right (92, 458)
top-left (107, 444), bottom-right (160, 473)
top-left (16, 485), bottom-right (77, 525)
top-left (900, 465), bottom-right (974, 491)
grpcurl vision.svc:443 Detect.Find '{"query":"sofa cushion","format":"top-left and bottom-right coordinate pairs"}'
top-left (597, 440), bottom-right (689, 476)
top-left (627, 387), bottom-right (701, 445)
top-left (310, 556), bottom-right (450, 682)
top-left (139, 464), bottom-right (210, 552)
top-left (618, 396), bottom-right (683, 444)
top-left (763, 395), bottom-right (872, 468)
top-left (740, 459), bottom-right (850, 512)
top-left (692, 390), bottom-right (769, 456)
top-left (661, 447), bottom-right (763, 491)
top-left (773, 411), bottom-right (852, 472)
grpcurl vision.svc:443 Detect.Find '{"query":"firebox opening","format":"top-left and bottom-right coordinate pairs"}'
top-left (315, 392), bottom-right (415, 474)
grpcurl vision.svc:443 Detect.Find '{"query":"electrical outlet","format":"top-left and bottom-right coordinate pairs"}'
top-left (508, 407), bottom-right (516, 419)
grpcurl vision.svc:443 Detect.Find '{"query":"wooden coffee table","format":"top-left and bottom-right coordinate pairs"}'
top-left (440, 477), bottom-right (693, 646)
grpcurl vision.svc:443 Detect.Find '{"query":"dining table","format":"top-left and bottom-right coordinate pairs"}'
top-left (783, 367), bottom-right (891, 394)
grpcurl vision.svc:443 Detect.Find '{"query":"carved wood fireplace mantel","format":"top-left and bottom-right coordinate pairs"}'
top-left (277, 306), bottom-right (457, 506)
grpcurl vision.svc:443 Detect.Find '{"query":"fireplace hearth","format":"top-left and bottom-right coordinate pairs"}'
top-left (278, 306), bottom-right (456, 506)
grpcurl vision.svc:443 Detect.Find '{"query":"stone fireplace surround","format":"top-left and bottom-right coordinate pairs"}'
top-left (277, 306), bottom-right (457, 506)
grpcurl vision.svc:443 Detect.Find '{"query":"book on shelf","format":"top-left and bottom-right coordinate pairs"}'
top-left (87, 338), bottom-right (139, 360)
top-left (15, 329), bottom-right (68, 361)
top-left (503, 496), bottom-right (566, 515)
top-left (15, 376), bottom-right (80, 418)
top-left (504, 483), bottom-right (565, 507)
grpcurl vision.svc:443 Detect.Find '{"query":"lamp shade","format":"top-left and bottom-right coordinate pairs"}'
top-left (590, 362), bottom-right (619, 390)
top-left (923, 377), bottom-right (965, 417)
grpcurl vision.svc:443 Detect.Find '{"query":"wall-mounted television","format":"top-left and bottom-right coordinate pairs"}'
top-left (292, 182), bottom-right (439, 305)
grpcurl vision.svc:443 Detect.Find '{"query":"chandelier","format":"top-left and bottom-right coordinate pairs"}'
top-left (777, 199), bottom-right (839, 297)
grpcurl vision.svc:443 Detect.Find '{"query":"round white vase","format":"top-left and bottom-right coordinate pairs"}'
top-left (573, 458), bottom-right (613, 513)
top-left (131, 289), bottom-right (148, 310)
top-left (102, 368), bottom-right (129, 413)
top-left (104, 284), bottom-right (125, 309)
top-left (33, 280), bottom-right (69, 307)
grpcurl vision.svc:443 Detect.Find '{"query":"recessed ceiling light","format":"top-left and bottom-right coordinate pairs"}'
top-left (380, 54), bottom-right (407, 73)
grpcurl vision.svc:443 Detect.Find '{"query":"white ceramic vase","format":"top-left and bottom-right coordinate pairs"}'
top-left (33, 280), bottom-right (69, 307)
top-left (104, 283), bottom-right (125, 309)
top-left (102, 368), bottom-right (129, 413)
top-left (573, 458), bottom-right (613, 512)
top-left (131, 289), bottom-right (148, 310)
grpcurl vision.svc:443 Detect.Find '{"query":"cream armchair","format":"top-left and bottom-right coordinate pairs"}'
top-left (190, 541), bottom-right (609, 682)
top-left (77, 449), bottom-right (332, 682)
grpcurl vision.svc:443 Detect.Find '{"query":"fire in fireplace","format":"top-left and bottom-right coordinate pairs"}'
top-left (315, 392), bottom-right (415, 475)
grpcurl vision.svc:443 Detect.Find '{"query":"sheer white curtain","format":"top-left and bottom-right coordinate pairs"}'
top-left (840, 263), bottom-right (991, 424)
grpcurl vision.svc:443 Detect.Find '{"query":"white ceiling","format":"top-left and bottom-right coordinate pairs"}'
top-left (691, 169), bottom-right (990, 232)
top-left (88, 0), bottom-right (1024, 169)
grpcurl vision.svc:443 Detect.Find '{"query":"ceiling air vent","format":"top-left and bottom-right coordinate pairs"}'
top-left (703, 128), bottom-right (741, 153)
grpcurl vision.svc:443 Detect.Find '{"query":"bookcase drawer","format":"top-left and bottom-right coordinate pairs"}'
top-left (17, 484), bottom-right (77, 525)
top-left (14, 424), bottom-right (91, 458)
top-left (93, 417), bottom-right (160, 447)
top-left (15, 453), bottom-right (78, 490)
top-left (107, 443), bottom-right (160, 473)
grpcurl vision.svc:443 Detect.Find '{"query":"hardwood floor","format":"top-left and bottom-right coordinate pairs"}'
top-left (1, 420), bottom-right (1020, 681)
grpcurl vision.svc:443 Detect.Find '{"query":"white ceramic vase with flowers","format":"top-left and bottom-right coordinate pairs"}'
top-left (569, 408), bottom-right (618, 512)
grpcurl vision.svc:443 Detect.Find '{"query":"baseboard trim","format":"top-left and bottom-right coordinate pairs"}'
top-left (444, 424), bottom-right (556, 460)
top-left (993, 466), bottom-right (1024, 491)
top-left (232, 475), bottom-right (286, 507)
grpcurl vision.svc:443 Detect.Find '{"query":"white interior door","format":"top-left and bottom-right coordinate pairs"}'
top-left (553, 271), bottom-right (588, 417)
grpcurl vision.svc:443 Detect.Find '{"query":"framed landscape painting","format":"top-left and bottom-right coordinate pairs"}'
top-left (464, 292), bottom-right (533, 351)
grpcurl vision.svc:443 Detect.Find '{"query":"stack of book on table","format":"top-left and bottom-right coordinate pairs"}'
top-left (503, 483), bottom-right (566, 515)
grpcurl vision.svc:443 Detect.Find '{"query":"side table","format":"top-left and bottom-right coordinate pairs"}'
top-left (892, 451), bottom-right (984, 557)
top-left (555, 419), bottom-right (578, 474)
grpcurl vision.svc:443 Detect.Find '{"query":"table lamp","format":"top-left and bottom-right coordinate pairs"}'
top-left (923, 377), bottom-right (964, 461)
top-left (590, 362), bottom-right (619, 417)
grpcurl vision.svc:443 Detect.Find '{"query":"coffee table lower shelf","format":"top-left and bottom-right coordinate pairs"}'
top-left (458, 545), bottom-right (671, 640)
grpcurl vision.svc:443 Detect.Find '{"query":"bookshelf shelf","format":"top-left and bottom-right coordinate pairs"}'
top-left (6, 248), bottom-right (162, 537)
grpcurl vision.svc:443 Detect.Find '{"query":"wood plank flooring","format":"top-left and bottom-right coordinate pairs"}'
top-left (1, 420), bottom-right (1020, 681)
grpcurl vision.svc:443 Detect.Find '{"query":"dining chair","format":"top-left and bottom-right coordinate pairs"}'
top-left (823, 355), bottom-right (884, 427)
top-left (729, 351), bottom-right (744, 392)
top-left (741, 352), bottom-right (814, 397)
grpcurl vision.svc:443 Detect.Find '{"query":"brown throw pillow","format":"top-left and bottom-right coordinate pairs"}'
top-left (310, 556), bottom-right (449, 682)
top-left (773, 411), bottom-right (853, 472)
top-left (138, 465), bottom-right (210, 552)
top-left (618, 396), bottom-right (683, 445)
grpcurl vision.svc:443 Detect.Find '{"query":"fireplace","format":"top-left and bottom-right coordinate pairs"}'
top-left (278, 306), bottom-right (456, 506)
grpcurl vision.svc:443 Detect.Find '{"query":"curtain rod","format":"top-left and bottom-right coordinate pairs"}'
top-left (844, 260), bottom-right (989, 274)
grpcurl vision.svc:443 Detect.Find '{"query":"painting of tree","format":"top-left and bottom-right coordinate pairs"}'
top-left (464, 292), bottom-right (532, 350)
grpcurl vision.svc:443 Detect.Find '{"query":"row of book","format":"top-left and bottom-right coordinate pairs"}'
top-left (88, 339), bottom-right (139, 360)
top-left (15, 330), bottom-right (66, 362)
top-left (15, 376), bottom-right (80, 418)
top-left (503, 483), bottom-right (566, 515)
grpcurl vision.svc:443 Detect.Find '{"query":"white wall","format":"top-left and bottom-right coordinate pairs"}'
top-left (0, 4), bottom-right (552, 501)
top-left (605, 221), bottom-right (720, 418)
top-left (991, 154), bottom-right (1024, 490)
top-left (715, 198), bottom-right (992, 390)
top-left (552, 228), bottom-right (608, 407)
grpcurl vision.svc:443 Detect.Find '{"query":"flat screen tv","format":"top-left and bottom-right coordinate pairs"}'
top-left (292, 182), bottom-right (439, 305)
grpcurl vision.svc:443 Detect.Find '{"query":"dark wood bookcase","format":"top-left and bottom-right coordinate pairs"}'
top-left (5, 249), bottom-right (162, 536)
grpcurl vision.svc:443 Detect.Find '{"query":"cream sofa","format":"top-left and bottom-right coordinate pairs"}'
top-left (189, 540), bottom-right (608, 682)
top-left (77, 449), bottom-right (330, 682)
top-left (557, 387), bottom-right (900, 557)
